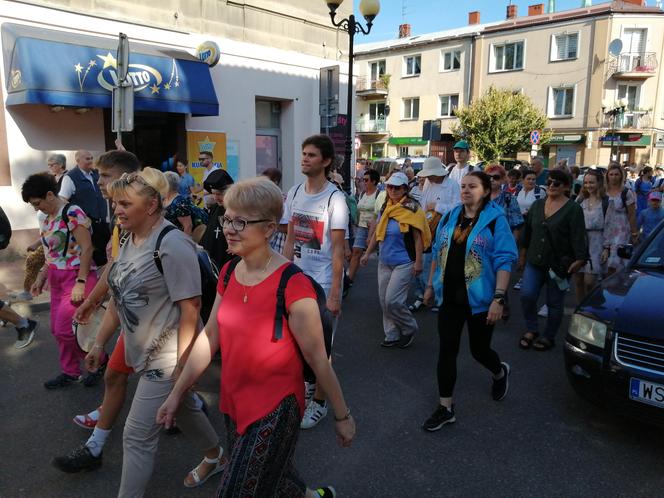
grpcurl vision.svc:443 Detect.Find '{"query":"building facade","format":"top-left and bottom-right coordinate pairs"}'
top-left (0, 0), bottom-right (351, 243)
top-left (355, 0), bottom-right (664, 169)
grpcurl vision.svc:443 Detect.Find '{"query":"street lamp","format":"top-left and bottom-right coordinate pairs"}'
top-left (602, 98), bottom-right (628, 161)
top-left (324, 0), bottom-right (380, 193)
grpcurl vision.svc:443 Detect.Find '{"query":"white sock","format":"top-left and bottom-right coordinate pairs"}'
top-left (85, 427), bottom-right (111, 457)
top-left (16, 318), bottom-right (29, 329)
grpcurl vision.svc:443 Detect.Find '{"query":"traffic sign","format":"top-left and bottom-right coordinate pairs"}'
top-left (530, 130), bottom-right (541, 145)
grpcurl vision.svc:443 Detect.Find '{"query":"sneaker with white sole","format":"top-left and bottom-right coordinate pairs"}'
top-left (538, 305), bottom-right (548, 317)
top-left (422, 404), bottom-right (455, 432)
top-left (304, 382), bottom-right (316, 405)
top-left (314, 486), bottom-right (336, 498)
top-left (15, 319), bottom-right (38, 349)
top-left (10, 290), bottom-right (33, 302)
top-left (513, 279), bottom-right (522, 291)
top-left (300, 401), bottom-right (327, 429)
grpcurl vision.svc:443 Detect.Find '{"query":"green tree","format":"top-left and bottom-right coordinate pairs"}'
top-left (451, 86), bottom-right (551, 161)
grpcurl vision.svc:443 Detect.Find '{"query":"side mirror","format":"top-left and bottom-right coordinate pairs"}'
top-left (617, 244), bottom-right (634, 260)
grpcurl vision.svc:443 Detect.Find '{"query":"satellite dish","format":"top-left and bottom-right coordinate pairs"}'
top-left (608, 39), bottom-right (623, 57)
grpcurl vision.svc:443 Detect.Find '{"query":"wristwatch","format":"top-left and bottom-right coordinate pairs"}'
top-left (493, 292), bottom-right (506, 306)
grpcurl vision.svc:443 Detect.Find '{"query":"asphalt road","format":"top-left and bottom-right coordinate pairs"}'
top-left (1, 256), bottom-right (663, 497)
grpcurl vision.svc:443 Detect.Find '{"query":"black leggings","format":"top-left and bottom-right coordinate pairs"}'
top-left (437, 304), bottom-right (502, 398)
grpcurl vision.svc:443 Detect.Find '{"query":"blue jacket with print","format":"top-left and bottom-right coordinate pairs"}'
top-left (432, 201), bottom-right (518, 314)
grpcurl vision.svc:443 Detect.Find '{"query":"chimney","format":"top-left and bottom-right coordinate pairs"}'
top-left (398, 24), bottom-right (411, 38)
top-left (506, 4), bottom-right (518, 19)
top-left (621, 0), bottom-right (646, 4)
top-left (528, 4), bottom-right (544, 16)
top-left (469, 11), bottom-right (481, 25)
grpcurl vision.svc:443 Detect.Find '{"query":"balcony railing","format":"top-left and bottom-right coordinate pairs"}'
top-left (356, 76), bottom-right (388, 94)
top-left (356, 117), bottom-right (387, 133)
top-left (608, 52), bottom-right (658, 78)
top-left (603, 110), bottom-right (651, 130)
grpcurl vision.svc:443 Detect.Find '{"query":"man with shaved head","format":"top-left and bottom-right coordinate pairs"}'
top-left (59, 149), bottom-right (110, 266)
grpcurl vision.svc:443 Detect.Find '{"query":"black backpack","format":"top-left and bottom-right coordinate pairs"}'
top-left (152, 225), bottom-right (220, 323)
top-left (0, 206), bottom-right (11, 250)
top-left (221, 257), bottom-right (333, 383)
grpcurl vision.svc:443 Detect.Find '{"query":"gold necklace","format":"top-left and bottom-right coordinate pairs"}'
top-left (240, 253), bottom-right (273, 304)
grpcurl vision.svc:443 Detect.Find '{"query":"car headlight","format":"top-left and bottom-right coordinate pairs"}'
top-left (569, 314), bottom-right (608, 348)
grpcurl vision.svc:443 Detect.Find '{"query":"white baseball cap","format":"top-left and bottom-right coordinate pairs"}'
top-left (385, 172), bottom-right (409, 187)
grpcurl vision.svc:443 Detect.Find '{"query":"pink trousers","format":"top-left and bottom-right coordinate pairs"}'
top-left (48, 268), bottom-right (98, 377)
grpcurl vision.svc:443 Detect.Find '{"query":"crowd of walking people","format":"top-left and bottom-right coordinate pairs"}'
top-left (2, 134), bottom-right (664, 497)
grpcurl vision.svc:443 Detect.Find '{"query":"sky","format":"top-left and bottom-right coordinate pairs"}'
top-left (355, 0), bottom-right (614, 43)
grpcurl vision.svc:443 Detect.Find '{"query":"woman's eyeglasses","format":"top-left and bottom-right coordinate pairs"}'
top-left (547, 179), bottom-right (563, 188)
top-left (488, 174), bottom-right (503, 181)
top-left (220, 215), bottom-right (271, 232)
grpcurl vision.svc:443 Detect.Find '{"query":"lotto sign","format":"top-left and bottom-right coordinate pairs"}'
top-left (530, 130), bottom-right (541, 145)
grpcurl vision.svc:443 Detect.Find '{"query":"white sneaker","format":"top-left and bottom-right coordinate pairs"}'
top-left (10, 290), bottom-right (33, 302)
top-left (300, 401), bottom-right (327, 429)
top-left (304, 381), bottom-right (316, 405)
top-left (513, 278), bottom-right (522, 291)
top-left (538, 305), bottom-right (549, 317)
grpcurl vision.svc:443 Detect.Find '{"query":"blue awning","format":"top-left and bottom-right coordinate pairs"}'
top-left (2, 24), bottom-right (218, 116)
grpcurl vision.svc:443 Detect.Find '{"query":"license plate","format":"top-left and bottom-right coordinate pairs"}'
top-left (630, 378), bottom-right (664, 409)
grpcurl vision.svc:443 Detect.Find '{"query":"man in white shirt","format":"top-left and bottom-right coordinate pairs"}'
top-left (284, 134), bottom-right (348, 430)
top-left (447, 140), bottom-right (476, 187)
top-left (409, 156), bottom-right (460, 312)
top-left (59, 149), bottom-right (109, 266)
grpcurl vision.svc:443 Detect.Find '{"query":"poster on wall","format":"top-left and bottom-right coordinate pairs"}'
top-left (226, 140), bottom-right (240, 182)
top-left (186, 131), bottom-right (228, 186)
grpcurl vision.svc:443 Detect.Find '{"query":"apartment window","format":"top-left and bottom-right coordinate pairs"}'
top-left (404, 55), bottom-right (421, 76)
top-left (370, 60), bottom-right (386, 82)
top-left (439, 94), bottom-right (459, 117)
top-left (441, 50), bottom-right (461, 71)
top-left (368, 102), bottom-right (386, 120)
top-left (617, 84), bottom-right (640, 127)
top-left (549, 86), bottom-right (575, 117)
top-left (491, 41), bottom-right (524, 72)
top-left (551, 33), bottom-right (579, 61)
top-left (403, 97), bottom-right (420, 120)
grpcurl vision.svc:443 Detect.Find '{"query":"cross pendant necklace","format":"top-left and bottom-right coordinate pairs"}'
top-left (241, 253), bottom-right (273, 303)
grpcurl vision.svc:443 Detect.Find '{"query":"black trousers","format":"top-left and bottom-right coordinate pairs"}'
top-left (437, 303), bottom-right (502, 398)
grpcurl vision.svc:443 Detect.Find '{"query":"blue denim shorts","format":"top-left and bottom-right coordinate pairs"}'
top-left (353, 226), bottom-right (369, 249)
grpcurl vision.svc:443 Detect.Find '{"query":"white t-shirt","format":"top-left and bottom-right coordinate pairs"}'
top-left (516, 187), bottom-right (546, 215)
top-left (421, 179), bottom-right (461, 216)
top-left (448, 164), bottom-right (472, 187)
top-left (58, 168), bottom-right (96, 200)
top-left (283, 182), bottom-right (349, 288)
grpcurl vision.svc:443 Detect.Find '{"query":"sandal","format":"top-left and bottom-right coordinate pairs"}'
top-left (72, 407), bottom-right (101, 429)
top-left (184, 447), bottom-right (226, 488)
top-left (408, 299), bottom-right (424, 312)
top-left (519, 332), bottom-right (538, 350)
top-left (533, 337), bottom-right (555, 351)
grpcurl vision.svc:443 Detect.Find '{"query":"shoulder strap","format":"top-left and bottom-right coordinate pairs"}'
top-left (119, 231), bottom-right (131, 248)
top-left (621, 187), bottom-right (628, 206)
top-left (291, 183), bottom-right (303, 206)
top-left (602, 195), bottom-right (610, 217)
top-left (274, 263), bottom-right (303, 341)
top-left (60, 202), bottom-right (73, 258)
top-left (153, 225), bottom-right (178, 274)
top-left (221, 256), bottom-right (242, 292)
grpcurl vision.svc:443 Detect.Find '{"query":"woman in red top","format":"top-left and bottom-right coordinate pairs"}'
top-left (158, 177), bottom-right (355, 498)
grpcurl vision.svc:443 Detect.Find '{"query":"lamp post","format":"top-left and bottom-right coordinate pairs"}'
top-left (602, 98), bottom-right (628, 161)
top-left (323, 0), bottom-right (380, 193)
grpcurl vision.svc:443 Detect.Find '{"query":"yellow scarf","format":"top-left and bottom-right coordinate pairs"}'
top-left (375, 198), bottom-right (431, 250)
top-left (111, 223), bottom-right (120, 260)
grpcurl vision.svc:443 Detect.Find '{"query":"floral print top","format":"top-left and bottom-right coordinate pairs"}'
top-left (40, 204), bottom-right (94, 270)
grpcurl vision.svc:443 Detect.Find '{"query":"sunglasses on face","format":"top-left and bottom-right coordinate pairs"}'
top-left (386, 185), bottom-right (406, 190)
top-left (547, 179), bottom-right (563, 188)
top-left (220, 215), bottom-right (271, 232)
top-left (489, 174), bottom-right (503, 181)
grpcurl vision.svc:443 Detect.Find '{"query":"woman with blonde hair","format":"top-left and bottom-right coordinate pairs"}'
top-left (575, 169), bottom-right (608, 301)
top-left (158, 176), bottom-right (354, 498)
top-left (99, 167), bottom-right (224, 496)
